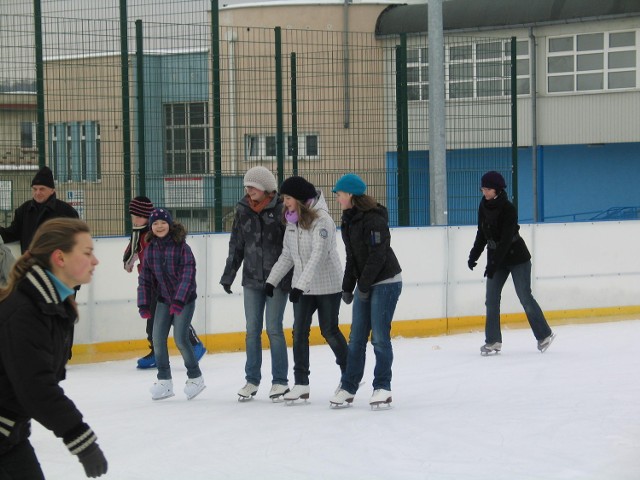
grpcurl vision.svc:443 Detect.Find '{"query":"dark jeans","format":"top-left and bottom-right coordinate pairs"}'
top-left (0, 440), bottom-right (45, 480)
top-left (485, 260), bottom-right (552, 343)
top-left (292, 292), bottom-right (348, 385)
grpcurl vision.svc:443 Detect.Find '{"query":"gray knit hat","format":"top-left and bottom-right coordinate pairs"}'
top-left (244, 166), bottom-right (277, 193)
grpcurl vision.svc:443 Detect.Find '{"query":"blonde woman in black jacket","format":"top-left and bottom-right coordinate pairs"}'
top-left (468, 171), bottom-right (555, 356)
top-left (330, 174), bottom-right (402, 409)
top-left (0, 218), bottom-right (107, 478)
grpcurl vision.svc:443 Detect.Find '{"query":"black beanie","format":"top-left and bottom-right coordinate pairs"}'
top-left (31, 166), bottom-right (55, 189)
top-left (481, 171), bottom-right (506, 191)
top-left (279, 176), bottom-right (317, 202)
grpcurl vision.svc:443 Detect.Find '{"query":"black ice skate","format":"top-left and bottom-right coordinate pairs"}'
top-left (480, 342), bottom-right (502, 356)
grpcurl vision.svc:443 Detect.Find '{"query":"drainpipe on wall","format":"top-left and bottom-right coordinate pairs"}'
top-left (529, 27), bottom-right (539, 222)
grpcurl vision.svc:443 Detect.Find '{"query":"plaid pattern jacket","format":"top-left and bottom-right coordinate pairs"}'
top-left (267, 191), bottom-right (342, 295)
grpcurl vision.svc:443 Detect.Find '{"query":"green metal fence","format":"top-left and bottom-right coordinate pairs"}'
top-left (0, 1), bottom-right (514, 236)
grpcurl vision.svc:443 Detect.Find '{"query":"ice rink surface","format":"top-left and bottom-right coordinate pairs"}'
top-left (31, 320), bottom-right (640, 480)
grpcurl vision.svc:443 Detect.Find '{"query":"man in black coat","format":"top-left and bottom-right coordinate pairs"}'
top-left (0, 166), bottom-right (79, 253)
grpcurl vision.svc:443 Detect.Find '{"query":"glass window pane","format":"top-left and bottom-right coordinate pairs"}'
top-left (422, 66), bottom-right (429, 81)
top-left (305, 135), bottom-right (318, 156)
top-left (407, 85), bottom-right (420, 101)
top-left (608, 71), bottom-right (636, 89)
top-left (407, 66), bottom-right (420, 83)
top-left (164, 153), bottom-right (173, 174)
top-left (174, 153), bottom-right (187, 174)
top-left (165, 129), bottom-right (172, 151)
top-left (190, 128), bottom-right (206, 150)
top-left (478, 61), bottom-right (501, 78)
top-left (517, 78), bottom-right (530, 95)
top-left (450, 63), bottom-right (472, 80)
top-left (450, 45), bottom-right (472, 61)
top-left (247, 136), bottom-right (259, 156)
top-left (449, 81), bottom-right (473, 98)
top-left (265, 136), bottom-right (276, 156)
top-left (516, 40), bottom-right (529, 56)
top-left (549, 37), bottom-right (573, 53)
top-left (548, 75), bottom-right (574, 92)
top-left (477, 41), bottom-right (502, 60)
top-left (190, 153), bottom-right (206, 174)
top-left (548, 56), bottom-right (574, 73)
top-left (164, 105), bottom-right (172, 126)
top-left (421, 47), bottom-right (428, 62)
top-left (609, 51), bottom-right (636, 69)
top-left (173, 104), bottom-right (186, 126)
top-left (190, 103), bottom-right (206, 125)
top-left (407, 48), bottom-right (420, 63)
top-left (516, 58), bottom-right (530, 75)
top-left (577, 53), bottom-right (603, 71)
top-left (609, 31), bottom-right (635, 48)
top-left (421, 84), bottom-right (429, 100)
top-left (577, 33), bottom-right (603, 51)
top-left (577, 73), bottom-right (603, 91)
top-left (477, 79), bottom-right (501, 97)
top-left (173, 129), bottom-right (186, 150)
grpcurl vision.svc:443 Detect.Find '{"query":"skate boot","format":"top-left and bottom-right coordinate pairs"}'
top-left (283, 384), bottom-right (310, 405)
top-left (150, 379), bottom-right (174, 400)
top-left (184, 376), bottom-right (206, 400)
top-left (480, 342), bottom-right (502, 356)
top-left (268, 384), bottom-right (290, 402)
top-left (537, 333), bottom-right (556, 353)
top-left (237, 382), bottom-right (259, 402)
top-left (369, 389), bottom-right (392, 410)
top-left (192, 342), bottom-right (207, 362)
top-left (330, 389), bottom-right (355, 408)
top-left (137, 350), bottom-right (156, 369)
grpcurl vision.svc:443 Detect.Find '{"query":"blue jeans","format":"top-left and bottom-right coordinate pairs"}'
top-left (341, 282), bottom-right (402, 394)
top-left (485, 260), bottom-right (552, 343)
top-left (153, 300), bottom-right (202, 381)
top-left (243, 286), bottom-right (289, 386)
top-left (292, 292), bottom-right (347, 385)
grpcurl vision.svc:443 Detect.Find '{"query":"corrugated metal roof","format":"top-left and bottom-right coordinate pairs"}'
top-left (375, 0), bottom-right (640, 36)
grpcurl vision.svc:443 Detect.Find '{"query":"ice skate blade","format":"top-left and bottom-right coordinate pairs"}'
top-left (284, 397), bottom-right (310, 406)
top-left (238, 394), bottom-right (255, 402)
top-left (152, 393), bottom-right (175, 401)
top-left (270, 395), bottom-right (286, 403)
top-left (480, 350), bottom-right (500, 356)
top-left (329, 401), bottom-right (352, 409)
top-left (370, 401), bottom-right (392, 410)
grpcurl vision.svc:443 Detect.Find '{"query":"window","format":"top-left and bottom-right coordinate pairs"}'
top-left (245, 133), bottom-right (319, 161)
top-left (547, 30), bottom-right (637, 93)
top-left (20, 122), bottom-right (36, 149)
top-left (174, 208), bottom-right (210, 233)
top-left (49, 121), bottom-right (101, 182)
top-left (407, 39), bottom-right (530, 101)
top-left (164, 102), bottom-right (209, 174)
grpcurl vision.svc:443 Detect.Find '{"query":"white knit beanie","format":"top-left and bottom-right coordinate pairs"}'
top-left (244, 166), bottom-right (277, 193)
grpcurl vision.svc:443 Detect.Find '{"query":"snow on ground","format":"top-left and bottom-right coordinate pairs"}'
top-left (31, 320), bottom-right (640, 480)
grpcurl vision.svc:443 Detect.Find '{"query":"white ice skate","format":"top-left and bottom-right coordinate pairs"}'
top-left (237, 382), bottom-right (259, 402)
top-left (283, 384), bottom-right (310, 405)
top-left (150, 379), bottom-right (174, 401)
top-left (268, 384), bottom-right (290, 402)
top-left (330, 389), bottom-right (355, 409)
top-left (369, 389), bottom-right (392, 410)
top-left (480, 342), bottom-right (502, 356)
top-left (184, 376), bottom-right (206, 400)
top-left (537, 333), bottom-right (556, 353)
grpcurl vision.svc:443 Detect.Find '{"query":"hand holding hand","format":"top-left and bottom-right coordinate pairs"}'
top-left (341, 291), bottom-right (354, 305)
top-left (264, 283), bottom-right (275, 297)
top-left (169, 302), bottom-right (184, 316)
top-left (289, 288), bottom-right (303, 303)
top-left (222, 284), bottom-right (232, 294)
top-left (77, 442), bottom-right (108, 478)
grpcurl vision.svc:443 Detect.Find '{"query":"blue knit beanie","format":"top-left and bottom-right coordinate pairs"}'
top-left (148, 208), bottom-right (173, 226)
top-left (332, 173), bottom-right (367, 195)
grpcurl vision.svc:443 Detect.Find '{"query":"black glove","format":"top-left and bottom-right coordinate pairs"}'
top-left (342, 291), bottom-right (354, 305)
top-left (264, 283), bottom-right (274, 297)
top-left (484, 265), bottom-right (496, 279)
top-left (357, 288), bottom-right (370, 302)
top-left (468, 259), bottom-right (477, 270)
top-left (289, 288), bottom-right (303, 303)
top-left (77, 443), bottom-right (108, 478)
top-left (222, 284), bottom-right (232, 294)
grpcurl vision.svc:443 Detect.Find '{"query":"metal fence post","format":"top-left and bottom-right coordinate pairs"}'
top-left (396, 37), bottom-right (410, 227)
top-left (211, 0), bottom-right (223, 231)
top-left (290, 52), bottom-right (298, 176)
top-left (274, 27), bottom-right (284, 186)
top-left (511, 36), bottom-right (518, 207)
top-left (120, 0), bottom-right (132, 232)
top-left (135, 20), bottom-right (146, 197)
top-left (33, 0), bottom-right (46, 168)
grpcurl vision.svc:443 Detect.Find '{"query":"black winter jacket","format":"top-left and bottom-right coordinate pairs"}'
top-left (220, 194), bottom-right (292, 291)
top-left (468, 191), bottom-right (531, 270)
top-left (0, 193), bottom-right (79, 253)
top-left (340, 205), bottom-right (402, 294)
top-left (0, 265), bottom-right (96, 456)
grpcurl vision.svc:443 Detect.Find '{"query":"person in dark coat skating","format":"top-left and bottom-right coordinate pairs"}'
top-left (0, 218), bottom-right (107, 478)
top-left (467, 171), bottom-right (555, 355)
